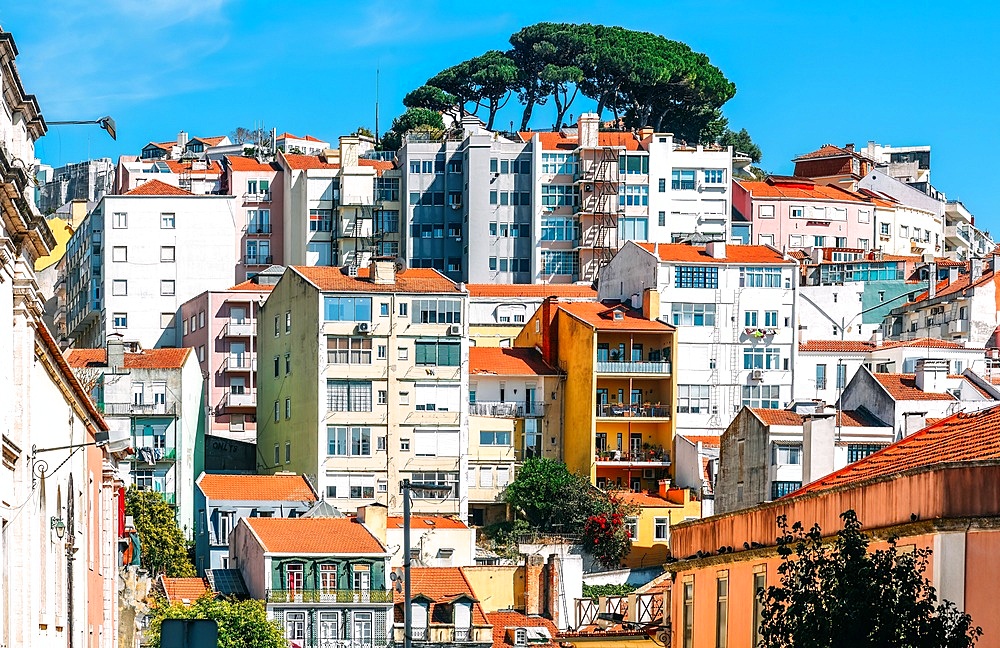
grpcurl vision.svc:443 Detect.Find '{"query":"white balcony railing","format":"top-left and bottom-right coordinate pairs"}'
top-left (596, 360), bottom-right (671, 374)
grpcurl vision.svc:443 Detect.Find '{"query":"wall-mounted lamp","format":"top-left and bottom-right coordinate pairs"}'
top-left (50, 516), bottom-right (66, 539)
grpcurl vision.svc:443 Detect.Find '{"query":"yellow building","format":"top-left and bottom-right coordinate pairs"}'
top-left (620, 486), bottom-right (701, 569)
top-left (467, 284), bottom-right (597, 348)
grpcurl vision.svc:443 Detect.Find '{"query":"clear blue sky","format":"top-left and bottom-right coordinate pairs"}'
top-left (4, 1), bottom-right (998, 231)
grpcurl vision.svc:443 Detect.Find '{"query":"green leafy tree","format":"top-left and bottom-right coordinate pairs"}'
top-left (759, 510), bottom-right (982, 647)
top-left (428, 50), bottom-right (519, 130)
top-left (403, 85), bottom-right (459, 118)
top-left (147, 596), bottom-right (286, 648)
top-left (508, 23), bottom-right (592, 130)
top-left (380, 107), bottom-right (445, 151)
top-left (125, 487), bottom-right (195, 577)
top-left (503, 457), bottom-right (607, 531)
top-left (352, 126), bottom-right (374, 139)
top-left (719, 127), bottom-right (762, 163)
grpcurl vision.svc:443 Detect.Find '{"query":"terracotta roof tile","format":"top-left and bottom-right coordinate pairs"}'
top-left (634, 242), bottom-right (793, 265)
top-left (680, 435), bottom-right (721, 447)
top-left (227, 279), bottom-right (276, 291)
top-left (161, 577), bottom-right (210, 603)
top-left (793, 144), bottom-right (860, 161)
top-left (192, 136), bottom-right (226, 147)
top-left (387, 515), bottom-right (468, 530)
top-left (558, 301), bottom-right (672, 331)
top-left (619, 491), bottom-right (682, 508)
top-left (163, 160), bottom-right (223, 176)
top-left (66, 347), bottom-right (192, 370)
top-left (245, 517), bottom-right (385, 554)
top-left (519, 130), bottom-right (641, 151)
top-left (469, 348), bottom-right (556, 376)
top-left (487, 611), bottom-right (559, 648)
top-left (799, 338), bottom-right (972, 353)
top-left (196, 473), bottom-right (317, 502)
top-left (393, 568), bottom-right (489, 626)
top-left (292, 266), bottom-right (460, 294)
top-left (37, 323), bottom-right (108, 431)
top-left (277, 132), bottom-right (327, 143)
top-left (466, 284), bottom-right (596, 298)
top-left (225, 156), bottom-right (282, 173)
top-left (359, 159), bottom-right (395, 175)
top-left (283, 153), bottom-right (339, 170)
top-left (751, 408), bottom-right (883, 427)
top-left (738, 179), bottom-right (870, 203)
top-left (796, 405), bottom-right (1000, 495)
top-left (872, 374), bottom-right (958, 401)
top-left (145, 141), bottom-right (175, 151)
top-left (123, 179), bottom-right (193, 196)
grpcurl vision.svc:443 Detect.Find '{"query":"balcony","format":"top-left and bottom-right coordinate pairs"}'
top-left (469, 401), bottom-right (546, 417)
top-left (246, 223), bottom-right (272, 234)
top-left (224, 320), bottom-right (255, 337)
top-left (224, 355), bottom-right (256, 371)
top-left (101, 402), bottom-right (178, 417)
top-left (595, 446), bottom-right (670, 467)
top-left (226, 391), bottom-right (256, 408)
top-left (945, 224), bottom-right (972, 246)
top-left (596, 361), bottom-right (671, 375)
top-left (265, 589), bottom-right (394, 604)
top-left (244, 254), bottom-right (273, 266)
top-left (411, 627), bottom-right (428, 641)
top-left (243, 191), bottom-right (272, 203)
top-left (596, 403), bottom-right (670, 419)
top-left (132, 446), bottom-right (176, 462)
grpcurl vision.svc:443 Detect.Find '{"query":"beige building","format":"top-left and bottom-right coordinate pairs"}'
top-left (256, 262), bottom-right (470, 519)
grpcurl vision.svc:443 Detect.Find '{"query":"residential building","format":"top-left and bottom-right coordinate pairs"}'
top-left (277, 132), bottom-right (330, 156)
top-left (180, 267), bottom-right (281, 441)
top-left (139, 131), bottom-right (232, 161)
top-left (66, 338), bottom-right (204, 530)
top-left (229, 516), bottom-right (393, 648)
top-left (674, 434), bottom-right (720, 516)
top-left (194, 472), bottom-right (318, 574)
top-left (861, 141), bottom-right (932, 189)
top-left (468, 347), bottom-right (561, 526)
top-left (715, 403), bottom-right (893, 514)
top-left (619, 483), bottom-right (701, 568)
top-left (36, 157), bottom-right (113, 215)
top-left (393, 567), bottom-right (492, 648)
top-left (791, 143), bottom-right (877, 192)
top-left (357, 503), bottom-right (476, 568)
top-left (667, 405), bottom-right (1000, 648)
top-left (255, 262), bottom-right (470, 519)
top-left (115, 157), bottom-right (224, 195)
top-left (598, 241), bottom-right (798, 436)
top-left (158, 576), bottom-right (210, 605)
top-left (838, 361), bottom-right (1000, 438)
top-left (467, 283), bottom-right (596, 347)
top-left (942, 200), bottom-right (994, 261)
top-left (63, 180), bottom-right (238, 348)
top-left (0, 27), bottom-right (125, 648)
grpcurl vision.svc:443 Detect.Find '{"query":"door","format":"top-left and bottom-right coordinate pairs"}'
top-left (231, 305), bottom-right (246, 324)
top-left (630, 433), bottom-right (643, 459)
top-left (525, 386), bottom-right (536, 415)
top-left (353, 612), bottom-right (373, 648)
top-left (286, 563), bottom-right (304, 595)
top-left (353, 565), bottom-right (371, 602)
top-left (285, 611), bottom-right (306, 647)
top-left (231, 342), bottom-right (247, 368)
top-left (319, 612), bottom-right (340, 648)
top-left (596, 389), bottom-right (608, 417)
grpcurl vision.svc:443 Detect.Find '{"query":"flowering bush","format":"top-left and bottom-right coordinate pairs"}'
top-left (582, 493), bottom-right (637, 569)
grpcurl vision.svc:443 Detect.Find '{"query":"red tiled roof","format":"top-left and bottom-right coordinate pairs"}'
top-left (469, 348), bottom-right (556, 376)
top-left (160, 577), bottom-right (210, 603)
top-left (277, 132), bottom-right (326, 143)
top-left (37, 322), bottom-right (108, 432)
top-left (145, 141), bottom-right (175, 151)
top-left (796, 405), bottom-right (1000, 495)
top-left (66, 347), bottom-right (192, 370)
top-left (164, 160), bottom-right (223, 176)
top-left (123, 179), bottom-right (193, 196)
top-left (737, 179), bottom-right (869, 203)
top-left (196, 473), bottom-right (317, 502)
top-left (520, 130), bottom-right (641, 151)
top-left (634, 242), bottom-right (793, 265)
top-left (558, 301), bottom-right (672, 331)
top-left (192, 136), bottom-right (226, 147)
top-left (227, 279), bottom-right (276, 291)
top-left (793, 144), bottom-right (858, 161)
top-left (244, 517), bottom-right (385, 554)
top-left (226, 156), bottom-right (282, 172)
top-left (292, 266), bottom-right (460, 294)
top-left (466, 284), bottom-right (596, 298)
top-left (751, 408), bottom-right (884, 427)
top-left (619, 491), bottom-right (682, 508)
top-left (909, 270), bottom-right (994, 304)
top-left (283, 153), bottom-right (339, 170)
top-left (681, 435), bottom-right (721, 447)
top-left (487, 611), bottom-right (559, 648)
top-left (393, 568), bottom-right (489, 626)
top-left (798, 338), bottom-right (973, 353)
top-left (359, 159), bottom-right (394, 175)
top-left (872, 374), bottom-right (958, 401)
top-left (387, 515), bottom-right (468, 529)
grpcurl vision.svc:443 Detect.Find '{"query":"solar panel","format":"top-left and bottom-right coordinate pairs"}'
top-left (206, 569), bottom-right (249, 599)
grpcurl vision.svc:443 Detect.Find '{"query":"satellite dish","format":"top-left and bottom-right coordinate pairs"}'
top-left (394, 257), bottom-right (407, 274)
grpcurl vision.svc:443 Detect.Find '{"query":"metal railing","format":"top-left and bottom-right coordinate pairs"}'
top-left (244, 254), bottom-right (273, 265)
top-left (132, 446), bottom-right (176, 462)
top-left (596, 360), bottom-right (671, 374)
top-left (247, 223), bottom-right (272, 234)
top-left (225, 355), bottom-right (255, 370)
top-left (243, 191), bottom-right (272, 203)
top-left (226, 391), bottom-right (256, 407)
top-left (101, 401), bottom-right (178, 417)
top-left (596, 404), bottom-right (670, 418)
top-left (266, 589), bottom-right (394, 604)
top-left (468, 401), bottom-right (545, 417)
top-left (595, 448), bottom-right (669, 463)
top-left (224, 320), bottom-right (255, 337)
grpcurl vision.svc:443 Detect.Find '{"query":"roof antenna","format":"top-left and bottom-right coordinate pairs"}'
top-left (374, 64), bottom-right (380, 146)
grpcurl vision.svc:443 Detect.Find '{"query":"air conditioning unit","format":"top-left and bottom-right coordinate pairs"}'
top-left (447, 324), bottom-right (462, 336)
top-left (751, 369), bottom-right (765, 381)
top-left (642, 469), bottom-right (656, 479)
top-left (356, 322), bottom-right (372, 334)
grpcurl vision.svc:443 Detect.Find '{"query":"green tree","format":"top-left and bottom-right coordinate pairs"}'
top-left (508, 23), bottom-right (592, 130)
top-left (428, 50), bottom-right (519, 130)
top-left (380, 107), bottom-right (445, 151)
top-left (126, 487), bottom-right (195, 577)
top-left (582, 491), bottom-right (637, 569)
top-left (403, 85), bottom-right (459, 118)
top-left (503, 457), bottom-right (606, 531)
top-left (758, 510), bottom-right (982, 647)
top-left (719, 127), bottom-right (762, 163)
top-left (147, 596), bottom-right (286, 648)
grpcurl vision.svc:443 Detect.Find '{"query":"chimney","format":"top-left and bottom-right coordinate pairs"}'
top-left (871, 327), bottom-right (884, 347)
top-left (665, 487), bottom-right (688, 506)
top-left (705, 241), bottom-right (727, 259)
top-left (914, 358), bottom-right (949, 393)
top-left (638, 126), bottom-right (653, 141)
top-left (357, 503), bottom-right (388, 544)
top-left (539, 297), bottom-right (560, 366)
top-left (545, 554), bottom-right (561, 624)
top-left (903, 411), bottom-right (929, 437)
top-left (177, 131), bottom-right (188, 149)
top-left (971, 258), bottom-right (984, 281)
top-left (642, 288), bottom-right (660, 321)
top-left (578, 113), bottom-right (599, 149)
top-left (369, 259), bottom-right (396, 285)
top-left (107, 333), bottom-right (125, 373)
top-left (339, 135), bottom-right (361, 168)
top-left (948, 265), bottom-right (960, 283)
top-left (524, 555), bottom-right (544, 616)
top-left (657, 479), bottom-right (670, 499)
top-left (802, 413), bottom-right (836, 485)
top-left (845, 143), bottom-right (855, 152)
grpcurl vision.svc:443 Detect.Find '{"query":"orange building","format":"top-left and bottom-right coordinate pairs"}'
top-left (666, 404), bottom-right (1000, 648)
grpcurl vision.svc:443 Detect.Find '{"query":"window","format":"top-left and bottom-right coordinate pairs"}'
top-left (273, 356), bottom-right (280, 378)
top-left (284, 398), bottom-right (291, 420)
top-left (285, 311), bottom-right (291, 333)
top-left (398, 347), bottom-right (408, 360)
top-left (740, 267), bottom-right (782, 288)
top-left (400, 438), bottom-right (410, 451)
top-left (900, 225), bottom-right (909, 238)
top-left (540, 153), bottom-right (577, 175)
top-left (408, 472), bottom-right (458, 499)
top-left (160, 213), bottom-right (175, 229)
top-left (112, 212), bottom-right (127, 228)
top-left (880, 222), bottom-right (890, 236)
top-left (326, 380), bottom-right (372, 412)
top-left (758, 205), bottom-right (775, 219)
top-left (671, 303), bottom-right (716, 326)
top-left (764, 310), bottom-right (778, 327)
top-left (704, 169), bottom-right (725, 184)
top-left (326, 337), bottom-right (373, 364)
top-left (752, 570), bottom-right (766, 646)
top-left (654, 517), bottom-right (668, 541)
top-left (618, 216), bottom-right (649, 240)
top-left (658, 178), bottom-right (666, 192)
top-left (112, 246), bottom-right (127, 262)
top-left (743, 347), bottom-right (780, 369)
top-left (618, 185), bottom-right (649, 207)
top-left (789, 206), bottom-right (804, 219)
top-left (160, 280), bottom-right (175, 296)
top-left (771, 481), bottom-right (801, 499)
top-left (835, 236), bottom-right (847, 247)
top-left (415, 383), bottom-right (461, 411)
top-left (619, 155), bottom-right (649, 175)
top-left (742, 384), bottom-right (780, 408)
top-left (273, 443), bottom-right (280, 463)
top-left (377, 389), bottom-right (387, 405)
top-left (324, 297), bottom-right (373, 321)
top-left (744, 311), bottom-right (758, 327)
top-left (658, 211), bottom-right (666, 226)
top-left (273, 401), bottom-right (279, 423)
top-left (540, 184), bottom-right (578, 207)
top-left (285, 440), bottom-right (291, 462)
top-left (327, 427), bottom-right (372, 456)
top-left (415, 340), bottom-right (460, 366)
top-left (274, 316), bottom-right (279, 336)
top-left (773, 444), bottom-right (802, 466)
top-left (285, 353), bottom-right (291, 375)
top-left (412, 298), bottom-right (461, 324)
top-left (160, 246), bottom-right (175, 262)
top-left (677, 385), bottom-right (710, 414)
top-left (847, 443), bottom-right (886, 463)
top-left (815, 364), bottom-right (827, 389)
top-left (836, 363), bottom-right (848, 389)
top-left (671, 169), bottom-right (696, 190)
top-left (112, 280), bottom-right (128, 296)
top-left (859, 238), bottom-right (870, 250)
top-left (309, 208), bottom-right (333, 232)
top-left (160, 312), bottom-right (174, 329)
top-left (716, 573), bottom-right (729, 648)
top-left (625, 517), bottom-right (638, 542)
top-left (541, 217), bottom-right (579, 241)
top-left (540, 250), bottom-right (579, 276)
top-left (479, 430), bottom-right (512, 446)
top-left (675, 266), bottom-right (719, 288)
top-left (113, 313), bottom-right (127, 328)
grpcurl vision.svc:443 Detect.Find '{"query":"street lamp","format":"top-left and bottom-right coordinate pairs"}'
top-left (47, 115), bottom-right (117, 140)
top-left (399, 479), bottom-right (452, 648)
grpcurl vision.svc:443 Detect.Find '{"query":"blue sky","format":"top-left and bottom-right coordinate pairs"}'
top-left (3, 1), bottom-right (998, 230)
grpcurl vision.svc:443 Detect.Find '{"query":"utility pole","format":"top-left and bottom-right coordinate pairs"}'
top-left (402, 478), bottom-right (412, 648)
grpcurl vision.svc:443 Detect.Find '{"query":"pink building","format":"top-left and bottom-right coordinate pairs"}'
top-left (180, 268), bottom-right (281, 441)
top-left (735, 176), bottom-right (877, 251)
top-left (221, 156), bottom-right (285, 281)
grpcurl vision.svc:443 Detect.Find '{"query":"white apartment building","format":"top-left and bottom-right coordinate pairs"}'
top-left (467, 283), bottom-right (596, 347)
top-left (63, 180), bottom-right (238, 348)
top-left (599, 241), bottom-right (797, 437)
top-left (256, 262), bottom-right (470, 519)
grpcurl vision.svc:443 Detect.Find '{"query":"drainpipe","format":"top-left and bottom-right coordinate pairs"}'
top-left (789, 256), bottom-right (800, 402)
top-left (66, 472), bottom-right (77, 648)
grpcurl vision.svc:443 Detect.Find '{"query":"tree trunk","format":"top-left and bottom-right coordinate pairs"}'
top-left (520, 102), bottom-right (535, 131)
top-left (486, 99), bottom-right (497, 130)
